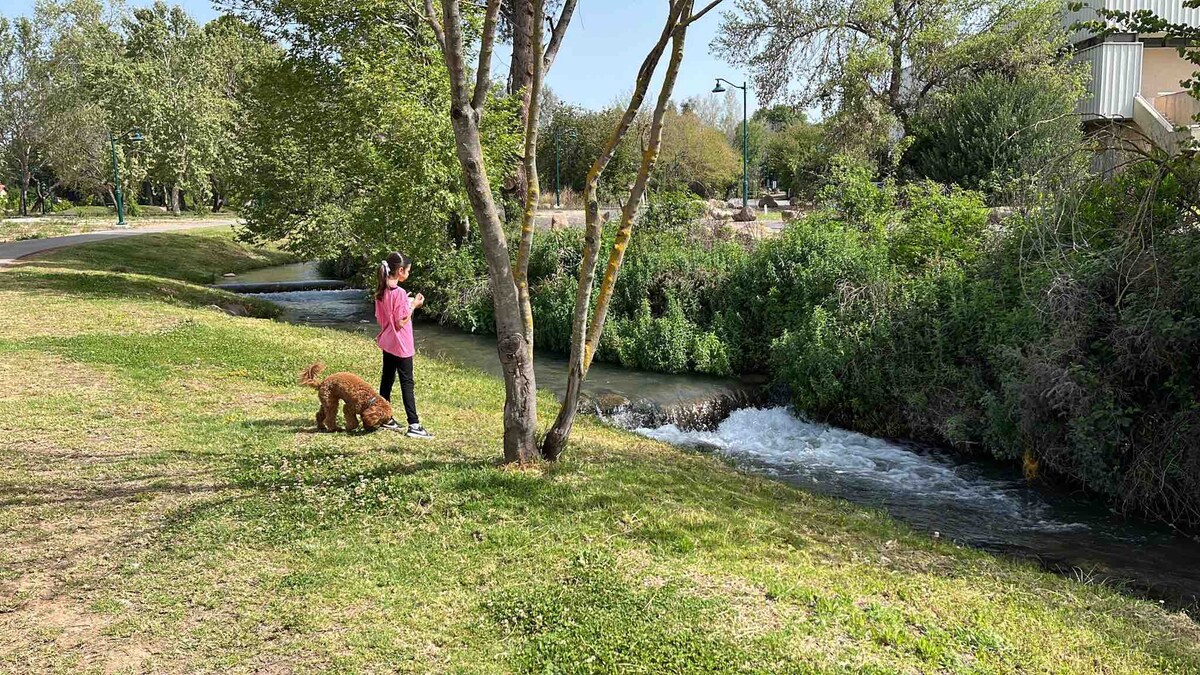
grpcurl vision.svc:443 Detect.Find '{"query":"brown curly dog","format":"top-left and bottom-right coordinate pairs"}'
top-left (300, 363), bottom-right (393, 432)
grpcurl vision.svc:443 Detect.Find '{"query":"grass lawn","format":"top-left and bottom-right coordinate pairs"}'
top-left (21, 227), bottom-right (297, 285)
top-left (0, 233), bottom-right (1197, 673)
top-left (0, 210), bottom-right (240, 244)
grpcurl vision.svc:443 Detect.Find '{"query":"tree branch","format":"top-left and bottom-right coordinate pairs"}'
top-left (472, 0), bottom-right (501, 110)
top-left (686, 0), bottom-right (724, 26)
top-left (420, 0), bottom-right (446, 49)
top-left (543, 0), bottom-right (577, 71)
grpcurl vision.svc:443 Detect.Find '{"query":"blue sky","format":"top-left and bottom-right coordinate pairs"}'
top-left (1, 0), bottom-right (759, 113)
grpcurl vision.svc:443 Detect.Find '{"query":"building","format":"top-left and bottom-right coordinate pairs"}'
top-left (1067, 0), bottom-right (1200, 155)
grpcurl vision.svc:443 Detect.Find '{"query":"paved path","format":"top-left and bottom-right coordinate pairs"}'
top-left (0, 222), bottom-right (222, 267)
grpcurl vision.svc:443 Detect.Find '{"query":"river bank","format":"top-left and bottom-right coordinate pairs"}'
top-left (224, 261), bottom-right (1200, 612)
top-left (1, 231), bottom-right (1197, 672)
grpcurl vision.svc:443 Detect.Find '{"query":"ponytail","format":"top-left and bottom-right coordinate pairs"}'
top-left (373, 251), bottom-right (411, 300)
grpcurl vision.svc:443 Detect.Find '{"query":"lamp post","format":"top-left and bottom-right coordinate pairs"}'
top-left (109, 129), bottom-right (145, 227)
top-left (712, 78), bottom-right (749, 207)
top-left (553, 127), bottom-right (577, 208)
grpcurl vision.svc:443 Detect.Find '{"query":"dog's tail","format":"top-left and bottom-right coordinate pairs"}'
top-left (299, 362), bottom-right (326, 388)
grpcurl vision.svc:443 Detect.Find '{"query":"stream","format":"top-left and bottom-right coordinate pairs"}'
top-left (220, 263), bottom-right (1200, 610)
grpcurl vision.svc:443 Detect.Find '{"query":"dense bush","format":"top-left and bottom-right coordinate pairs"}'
top-left (421, 195), bottom-right (745, 376)
top-left (905, 70), bottom-right (1086, 199)
top-left (765, 163), bottom-right (1200, 525)
top-left (418, 167), bottom-right (1200, 525)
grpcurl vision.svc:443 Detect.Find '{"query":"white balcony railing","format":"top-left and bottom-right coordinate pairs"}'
top-left (1153, 91), bottom-right (1200, 128)
top-left (1134, 94), bottom-right (1200, 155)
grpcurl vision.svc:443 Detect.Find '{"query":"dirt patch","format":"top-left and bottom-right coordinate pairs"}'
top-left (687, 571), bottom-right (788, 638)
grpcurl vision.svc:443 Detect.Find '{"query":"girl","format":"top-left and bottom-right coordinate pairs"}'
top-left (374, 251), bottom-right (433, 439)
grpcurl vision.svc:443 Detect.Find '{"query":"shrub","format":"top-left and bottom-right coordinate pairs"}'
top-left (905, 70), bottom-right (1086, 199)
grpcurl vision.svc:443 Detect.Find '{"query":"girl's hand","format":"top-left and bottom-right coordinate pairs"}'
top-left (413, 293), bottom-right (425, 309)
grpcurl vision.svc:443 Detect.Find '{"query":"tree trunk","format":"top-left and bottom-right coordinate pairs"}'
top-left (504, 0), bottom-right (536, 209)
top-left (169, 185), bottom-right (181, 215)
top-left (514, 0), bottom-right (546, 355)
top-left (19, 167), bottom-right (31, 217)
top-left (503, 0), bottom-right (577, 211)
top-left (427, 0), bottom-right (539, 462)
top-left (451, 102), bottom-right (540, 463)
top-left (585, 31), bottom-right (686, 363)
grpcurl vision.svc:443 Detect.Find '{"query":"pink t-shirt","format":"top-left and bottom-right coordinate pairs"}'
top-left (375, 285), bottom-right (415, 358)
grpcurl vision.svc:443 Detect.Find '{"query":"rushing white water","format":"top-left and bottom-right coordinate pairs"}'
top-left (637, 407), bottom-right (1088, 538)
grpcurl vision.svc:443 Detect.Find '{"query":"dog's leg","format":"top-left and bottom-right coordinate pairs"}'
top-left (343, 402), bottom-right (360, 432)
top-left (319, 386), bottom-right (340, 431)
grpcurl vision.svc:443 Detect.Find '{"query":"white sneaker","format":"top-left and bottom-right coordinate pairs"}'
top-left (406, 423), bottom-right (434, 439)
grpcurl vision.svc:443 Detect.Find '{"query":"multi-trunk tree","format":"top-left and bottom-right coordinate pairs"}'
top-left (422, 0), bottom-right (722, 461)
top-left (0, 16), bottom-right (50, 216)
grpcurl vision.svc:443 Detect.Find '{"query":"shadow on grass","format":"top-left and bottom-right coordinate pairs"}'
top-left (0, 476), bottom-right (229, 509)
top-left (0, 267), bottom-right (281, 319)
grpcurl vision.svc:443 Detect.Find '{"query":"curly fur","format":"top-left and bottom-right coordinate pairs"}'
top-left (300, 363), bottom-right (393, 432)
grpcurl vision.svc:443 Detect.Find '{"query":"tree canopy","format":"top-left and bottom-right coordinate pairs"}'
top-left (714, 0), bottom-right (1072, 158)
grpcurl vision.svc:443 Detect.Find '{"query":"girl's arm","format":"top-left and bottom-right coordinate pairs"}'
top-left (392, 292), bottom-right (413, 330)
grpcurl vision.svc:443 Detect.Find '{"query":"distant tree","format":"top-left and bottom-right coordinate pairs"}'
top-left (733, 117), bottom-right (767, 194)
top-left (119, 2), bottom-right (232, 213)
top-left (655, 105), bottom-right (741, 196)
top-left (753, 103), bottom-right (800, 132)
top-left (537, 104), bottom-right (641, 204)
top-left (905, 70), bottom-right (1086, 198)
top-left (763, 116), bottom-right (827, 199)
top-left (0, 16), bottom-right (50, 216)
top-left (204, 15), bottom-right (277, 212)
top-left (36, 1), bottom-right (111, 203)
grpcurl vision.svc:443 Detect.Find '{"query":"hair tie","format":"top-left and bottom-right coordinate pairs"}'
top-left (381, 260), bottom-right (390, 274)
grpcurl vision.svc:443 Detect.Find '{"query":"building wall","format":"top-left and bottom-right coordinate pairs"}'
top-left (1066, 0), bottom-right (1200, 45)
top-left (1075, 42), bottom-right (1144, 118)
top-left (1141, 47), bottom-right (1194, 98)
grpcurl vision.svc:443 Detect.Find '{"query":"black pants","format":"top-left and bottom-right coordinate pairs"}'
top-left (380, 351), bottom-right (419, 425)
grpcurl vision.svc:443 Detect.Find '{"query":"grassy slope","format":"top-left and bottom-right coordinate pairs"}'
top-left (0, 212), bottom-right (241, 244)
top-left (0, 233), bottom-right (1197, 674)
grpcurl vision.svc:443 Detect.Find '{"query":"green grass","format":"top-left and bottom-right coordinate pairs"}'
top-left (21, 227), bottom-right (297, 285)
top-left (0, 232), bottom-right (1197, 673)
top-left (0, 210), bottom-right (240, 243)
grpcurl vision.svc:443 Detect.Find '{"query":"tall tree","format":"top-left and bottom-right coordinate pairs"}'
top-left (0, 16), bottom-right (50, 216)
top-left (501, 0), bottom-right (576, 207)
top-left (655, 105), bottom-right (741, 196)
top-left (121, 2), bottom-right (228, 213)
top-left (420, 0), bottom-right (553, 462)
top-left (541, 0), bottom-right (725, 459)
top-left (715, 0), bottom-right (1069, 154)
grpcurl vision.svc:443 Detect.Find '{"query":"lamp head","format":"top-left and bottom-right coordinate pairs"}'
top-left (128, 130), bottom-right (146, 143)
top-left (712, 79), bottom-right (726, 94)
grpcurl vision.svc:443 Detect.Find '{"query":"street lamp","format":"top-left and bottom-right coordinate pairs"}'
top-left (713, 77), bottom-right (749, 208)
top-left (553, 127), bottom-right (578, 208)
top-left (109, 129), bottom-right (145, 227)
